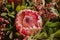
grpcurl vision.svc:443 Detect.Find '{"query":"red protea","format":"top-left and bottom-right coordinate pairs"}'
top-left (15, 9), bottom-right (42, 39)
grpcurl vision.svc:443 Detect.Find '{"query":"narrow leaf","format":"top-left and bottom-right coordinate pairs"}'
top-left (1, 13), bottom-right (7, 16)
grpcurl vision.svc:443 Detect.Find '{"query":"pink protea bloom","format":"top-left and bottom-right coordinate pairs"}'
top-left (15, 9), bottom-right (42, 37)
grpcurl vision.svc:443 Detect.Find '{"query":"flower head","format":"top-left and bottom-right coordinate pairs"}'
top-left (15, 9), bottom-right (42, 36)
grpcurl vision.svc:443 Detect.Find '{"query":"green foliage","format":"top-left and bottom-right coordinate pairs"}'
top-left (45, 21), bottom-right (59, 28)
top-left (16, 5), bottom-right (26, 12)
top-left (12, 2), bottom-right (14, 10)
top-left (1, 13), bottom-right (7, 16)
top-left (54, 30), bottom-right (60, 37)
top-left (9, 32), bottom-right (13, 39)
top-left (38, 32), bottom-right (47, 39)
top-left (6, 4), bottom-right (12, 9)
top-left (8, 11), bottom-right (15, 18)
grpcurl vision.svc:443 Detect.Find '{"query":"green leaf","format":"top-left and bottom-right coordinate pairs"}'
top-left (28, 36), bottom-right (34, 40)
top-left (34, 30), bottom-right (41, 39)
top-left (15, 32), bottom-right (20, 36)
top-left (1, 13), bottom-right (7, 16)
top-left (54, 30), bottom-right (60, 37)
top-left (7, 4), bottom-right (12, 9)
top-left (8, 13), bottom-right (15, 18)
top-left (48, 22), bottom-right (58, 27)
top-left (49, 34), bottom-right (55, 40)
top-left (3, 28), bottom-right (10, 31)
top-left (16, 5), bottom-right (26, 12)
top-left (11, 11), bottom-right (15, 15)
top-left (45, 21), bottom-right (59, 28)
top-left (50, 7), bottom-right (59, 16)
top-left (6, 31), bottom-right (10, 35)
top-left (29, 2), bottom-right (34, 7)
top-left (39, 32), bottom-right (48, 39)
top-left (3, 25), bottom-right (13, 31)
top-left (9, 32), bottom-right (13, 39)
top-left (20, 6), bottom-right (26, 9)
top-left (7, 11), bottom-right (15, 18)
top-left (45, 21), bottom-right (52, 26)
top-left (12, 2), bottom-right (14, 9)
top-left (16, 5), bottom-right (21, 12)
top-left (48, 28), bottom-right (53, 35)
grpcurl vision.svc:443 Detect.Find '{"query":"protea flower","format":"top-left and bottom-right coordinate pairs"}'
top-left (15, 9), bottom-right (42, 40)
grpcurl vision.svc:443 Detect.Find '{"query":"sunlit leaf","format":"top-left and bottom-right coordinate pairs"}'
top-left (12, 2), bottom-right (14, 9)
top-left (8, 13), bottom-right (15, 18)
top-left (16, 5), bottom-right (21, 12)
top-left (48, 22), bottom-right (58, 27)
top-left (1, 13), bottom-right (7, 16)
top-left (45, 21), bottom-right (59, 28)
top-left (11, 11), bottom-right (15, 15)
top-left (54, 30), bottom-right (60, 37)
top-left (9, 32), bottom-right (13, 39)
top-left (50, 7), bottom-right (59, 16)
top-left (16, 5), bottom-right (26, 12)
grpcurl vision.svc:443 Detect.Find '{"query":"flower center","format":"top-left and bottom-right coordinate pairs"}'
top-left (25, 17), bottom-right (30, 23)
top-left (23, 15), bottom-right (34, 27)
